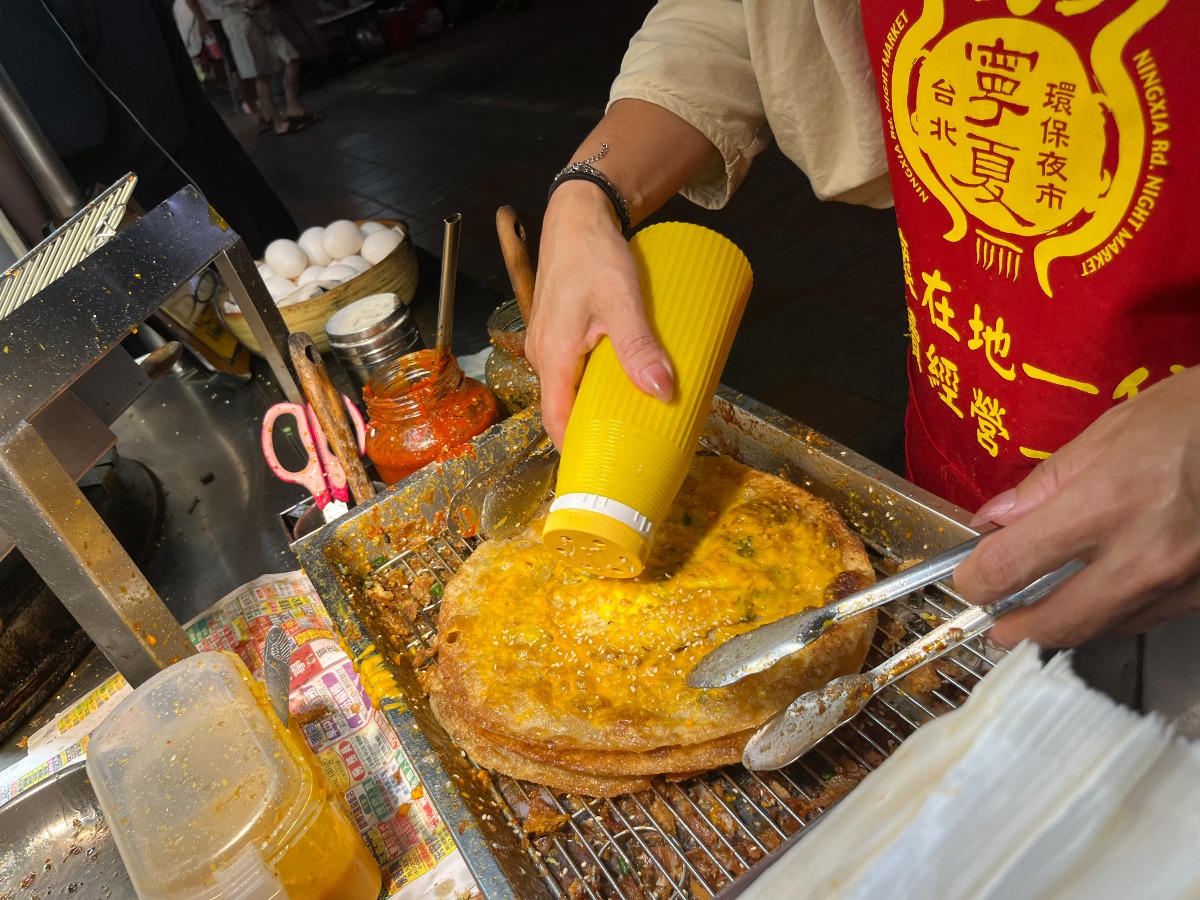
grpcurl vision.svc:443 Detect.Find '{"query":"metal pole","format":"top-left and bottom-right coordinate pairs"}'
top-left (0, 205), bottom-right (27, 260)
top-left (214, 243), bottom-right (304, 404)
top-left (0, 421), bottom-right (195, 685)
top-left (0, 63), bottom-right (82, 220)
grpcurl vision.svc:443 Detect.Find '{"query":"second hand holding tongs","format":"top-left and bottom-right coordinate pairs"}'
top-left (688, 532), bottom-right (990, 689)
top-left (740, 559), bottom-right (1084, 769)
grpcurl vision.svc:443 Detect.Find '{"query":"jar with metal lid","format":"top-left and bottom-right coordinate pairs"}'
top-left (363, 349), bottom-right (500, 485)
top-left (326, 292), bottom-right (424, 394)
top-left (483, 299), bottom-right (540, 416)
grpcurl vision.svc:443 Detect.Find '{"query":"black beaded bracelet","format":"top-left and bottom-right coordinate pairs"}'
top-left (547, 145), bottom-right (632, 236)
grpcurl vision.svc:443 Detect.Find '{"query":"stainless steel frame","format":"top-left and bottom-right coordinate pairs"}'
top-left (293, 390), bottom-right (998, 899)
top-left (0, 184), bottom-right (302, 686)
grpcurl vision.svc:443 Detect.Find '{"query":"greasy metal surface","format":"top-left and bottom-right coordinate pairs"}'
top-left (0, 355), bottom-right (308, 774)
top-left (0, 762), bottom-right (133, 898)
top-left (294, 391), bottom-right (997, 899)
top-left (111, 359), bottom-right (310, 626)
top-left (0, 185), bottom-right (256, 426)
top-left (28, 391), bottom-right (116, 487)
top-left (0, 183), bottom-right (305, 687)
top-left (297, 409), bottom-right (548, 900)
top-left (0, 760), bottom-right (134, 899)
top-left (0, 649), bottom-right (114, 777)
top-left (0, 422), bottom-right (194, 685)
top-left (0, 556), bottom-right (93, 748)
top-left (0, 365), bottom-right (147, 566)
top-left (66, 346), bottom-right (152, 427)
top-left (0, 451), bottom-right (162, 747)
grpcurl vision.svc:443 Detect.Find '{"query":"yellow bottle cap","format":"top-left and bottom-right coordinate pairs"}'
top-left (542, 494), bottom-right (652, 577)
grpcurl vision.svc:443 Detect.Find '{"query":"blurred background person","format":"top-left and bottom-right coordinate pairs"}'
top-left (176, 0), bottom-right (255, 117)
top-left (213, 0), bottom-right (314, 136)
top-left (0, 0), bottom-right (295, 256)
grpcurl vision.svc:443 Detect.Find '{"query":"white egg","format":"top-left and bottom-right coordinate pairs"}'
top-left (263, 275), bottom-right (296, 300)
top-left (361, 229), bottom-right (402, 265)
top-left (338, 254), bottom-right (370, 274)
top-left (320, 264), bottom-right (358, 284)
top-left (263, 239), bottom-right (308, 280)
top-left (257, 262), bottom-right (277, 281)
top-left (297, 265), bottom-right (327, 285)
top-left (322, 220), bottom-right (364, 259)
top-left (278, 282), bottom-right (324, 308)
top-left (298, 226), bottom-right (331, 266)
top-left (360, 220), bottom-right (388, 235)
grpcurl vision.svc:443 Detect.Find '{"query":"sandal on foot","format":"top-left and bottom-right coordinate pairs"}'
top-left (274, 118), bottom-right (307, 136)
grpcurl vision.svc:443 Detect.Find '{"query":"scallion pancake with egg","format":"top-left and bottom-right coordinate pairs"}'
top-left (430, 454), bottom-right (876, 795)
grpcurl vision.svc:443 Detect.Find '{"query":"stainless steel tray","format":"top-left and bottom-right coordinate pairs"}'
top-left (293, 388), bottom-right (998, 899)
top-left (0, 760), bottom-right (135, 899)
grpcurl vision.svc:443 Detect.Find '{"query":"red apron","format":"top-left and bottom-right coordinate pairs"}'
top-left (859, 0), bottom-right (1200, 511)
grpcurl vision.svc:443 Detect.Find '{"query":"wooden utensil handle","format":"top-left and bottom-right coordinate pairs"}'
top-left (495, 206), bottom-right (535, 324)
top-left (288, 332), bottom-right (376, 506)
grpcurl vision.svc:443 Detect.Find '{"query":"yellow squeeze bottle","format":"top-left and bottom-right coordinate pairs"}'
top-left (542, 222), bottom-right (752, 577)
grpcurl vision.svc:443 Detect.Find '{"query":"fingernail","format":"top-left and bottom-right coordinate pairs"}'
top-left (970, 489), bottom-right (1017, 527)
top-left (640, 363), bottom-right (674, 402)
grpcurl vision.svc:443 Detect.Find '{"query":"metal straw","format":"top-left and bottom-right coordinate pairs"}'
top-left (436, 213), bottom-right (462, 358)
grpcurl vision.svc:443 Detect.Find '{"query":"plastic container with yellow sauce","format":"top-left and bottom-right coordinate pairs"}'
top-left (86, 651), bottom-right (382, 900)
top-left (542, 222), bottom-right (753, 577)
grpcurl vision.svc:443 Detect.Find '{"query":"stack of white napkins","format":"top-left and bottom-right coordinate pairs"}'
top-left (742, 643), bottom-right (1200, 899)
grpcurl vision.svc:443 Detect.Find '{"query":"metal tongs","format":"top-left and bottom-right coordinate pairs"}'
top-left (686, 531), bottom-right (1083, 769)
top-left (689, 533), bottom-right (990, 688)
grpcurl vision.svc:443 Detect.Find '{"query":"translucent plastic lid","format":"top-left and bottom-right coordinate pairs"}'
top-left (87, 652), bottom-right (316, 900)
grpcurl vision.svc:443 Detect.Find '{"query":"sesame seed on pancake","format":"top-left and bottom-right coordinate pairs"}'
top-left (428, 454), bottom-right (875, 796)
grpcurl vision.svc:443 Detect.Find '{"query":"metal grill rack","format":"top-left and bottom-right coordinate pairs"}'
top-left (294, 393), bottom-right (990, 898)
top-left (368, 524), bottom-right (997, 900)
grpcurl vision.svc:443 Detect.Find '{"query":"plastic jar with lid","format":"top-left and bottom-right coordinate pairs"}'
top-left (484, 298), bottom-right (540, 416)
top-left (86, 651), bottom-right (382, 900)
top-left (364, 348), bottom-right (500, 485)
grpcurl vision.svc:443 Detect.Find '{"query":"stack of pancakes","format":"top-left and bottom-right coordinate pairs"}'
top-left (428, 455), bottom-right (877, 796)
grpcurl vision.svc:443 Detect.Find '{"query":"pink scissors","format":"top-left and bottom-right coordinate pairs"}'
top-left (261, 396), bottom-right (366, 522)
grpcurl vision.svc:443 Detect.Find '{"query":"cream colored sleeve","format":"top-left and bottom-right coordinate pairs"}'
top-left (609, 0), bottom-right (891, 209)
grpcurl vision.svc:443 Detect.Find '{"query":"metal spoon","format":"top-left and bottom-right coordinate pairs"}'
top-left (479, 438), bottom-right (559, 539)
top-left (741, 560), bottom-right (1084, 770)
top-left (263, 625), bottom-right (297, 727)
top-left (448, 427), bottom-right (554, 539)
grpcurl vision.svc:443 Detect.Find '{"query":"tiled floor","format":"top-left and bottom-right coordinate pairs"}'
top-left (225, 0), bottom-right (909, 474)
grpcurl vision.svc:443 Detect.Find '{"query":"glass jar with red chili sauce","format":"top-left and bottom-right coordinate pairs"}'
top-left (363, 349), bottom-right (500, 485)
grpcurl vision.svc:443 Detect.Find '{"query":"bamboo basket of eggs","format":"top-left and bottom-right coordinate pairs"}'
top-left (220, 219), bottom-right (418, 354)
